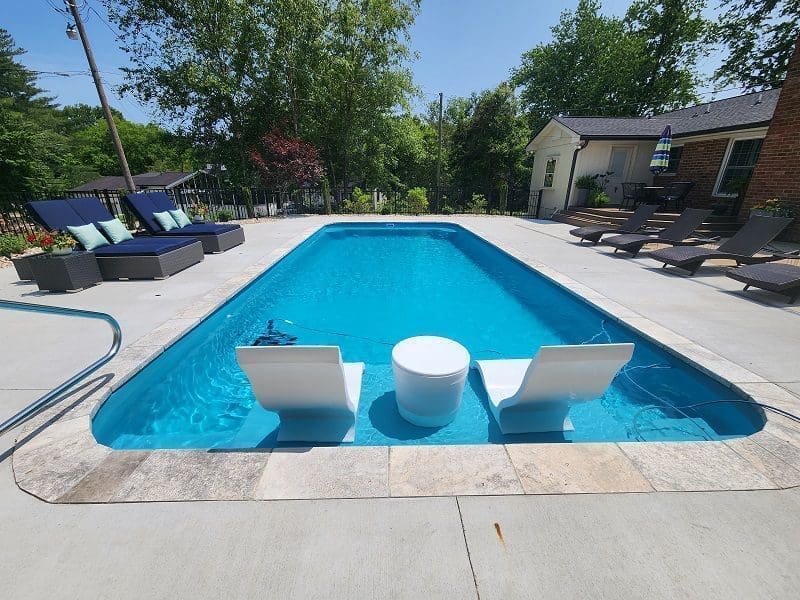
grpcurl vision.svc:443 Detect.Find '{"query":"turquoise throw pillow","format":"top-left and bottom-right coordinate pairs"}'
top-left (98, 218), bottom-right (134, 244)
top-left (153, 211), bottom-right (179, 231)
top-left (66, 223), bottom-right (109, 251)
top-left (168, 209), bottom-right (192, 228)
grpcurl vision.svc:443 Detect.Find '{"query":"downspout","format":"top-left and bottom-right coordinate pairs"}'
top-left (563, 140), bottom-right (589, 211)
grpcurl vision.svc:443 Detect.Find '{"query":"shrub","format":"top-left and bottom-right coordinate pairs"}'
top-left (405, 187), bottom-right (428, 214)
top-left (589, 191), bottom-right (610, 207)
top-left (575, 174), bottom-right (598, 190)
top-left (0, 234), bottom-right (28, 257)
top-left (441, 205), bottom-right (454, 215)
top-left (466, 193), bottom-right (487, 214)
top-left (215, 209), bottom-right (235, 222)
top-left (379, 204), bottom-right (392, 215)
top-left (344, 187), bottom-right (373, 214)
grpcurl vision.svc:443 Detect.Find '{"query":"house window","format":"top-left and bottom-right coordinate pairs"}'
top-left (716, 138), bottom-right (764, 195)
top-left (543, 157), bottom-right (558, 188)
top-left (664, 146), bottom-right (683, 174)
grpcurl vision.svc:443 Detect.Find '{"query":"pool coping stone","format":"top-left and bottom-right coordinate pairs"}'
top-left (11, 218), bottom-right (800, 503)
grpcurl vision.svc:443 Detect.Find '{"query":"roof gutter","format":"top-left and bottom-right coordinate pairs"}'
top-left (563, 140), bottom-right (589, 211)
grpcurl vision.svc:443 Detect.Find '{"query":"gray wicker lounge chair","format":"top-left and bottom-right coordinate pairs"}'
top-left (648, 215), bottom-right (793, 275)
top-left (569, 204), bottom-right (659, 244)
top-left (26, 198), bottom-right (204, 280)
top-left (726, 262), bottom-right (800, 303)
top-left (604, 208), bottom-right (713, 257)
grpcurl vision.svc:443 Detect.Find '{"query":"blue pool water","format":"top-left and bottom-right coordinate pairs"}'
top-left (93, 223), bottom-right (764, 449)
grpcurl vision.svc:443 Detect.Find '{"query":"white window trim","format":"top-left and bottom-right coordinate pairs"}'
top-left (543, 157), bottom-right (558, 188)
top-left (713, 135), bottom-right (765, 197)
top-left (661, 145), bottom-right (684, 177)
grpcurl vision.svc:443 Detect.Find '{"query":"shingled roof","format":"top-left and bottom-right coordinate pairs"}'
top-left (551, 89), bottom-right (780, 140)
top-left (68, 171), bottom-right (198, 192)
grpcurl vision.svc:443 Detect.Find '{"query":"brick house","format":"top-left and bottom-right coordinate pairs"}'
top-left (526, 38), bottom-right (800, 241)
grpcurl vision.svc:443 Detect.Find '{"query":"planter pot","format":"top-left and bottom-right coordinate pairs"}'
top-left (574, 188), bottom-right (590, 207)
top-left (11, 253), bottom-right (41, 280)
top-left (51, 246), bottom-right (73, 256)
top-left (192, 216), bottom-right (206, 224)
top-left (750, 209), bottom-right (772, 218)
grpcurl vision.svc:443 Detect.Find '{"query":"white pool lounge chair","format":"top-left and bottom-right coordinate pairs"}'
top-left (475, 343), bottom-right (634, 434)
top-left (235, 346), bottom-right (364, 442)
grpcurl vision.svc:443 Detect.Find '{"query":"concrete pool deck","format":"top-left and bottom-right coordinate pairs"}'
top-left (1, 216), bottom-right (799, 597)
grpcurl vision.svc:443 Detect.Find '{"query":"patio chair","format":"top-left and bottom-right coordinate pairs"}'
top-left (569, 203), bottom-right (659, 244)
top-left (621, 182), bottom-right (646, 210)
top-left (660, 181), bottom-right (695, 212)
top-left (26, 198), bottom-right (204, 280)
top-left (648, 215), bottom-right (794, 275)
top-left (235, 345), bottom-right (364, 442)
top-left (124, 192), bottom-right (245, 253)
top-left (475, 343), bottom-right (634, 434)
top-left (726, 262), bottom-right (800, 303)
top-left (603, 208), bottom-right (714, 257)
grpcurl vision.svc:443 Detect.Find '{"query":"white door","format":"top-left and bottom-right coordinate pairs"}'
top-left (606, 146), bottom-right (633, 203)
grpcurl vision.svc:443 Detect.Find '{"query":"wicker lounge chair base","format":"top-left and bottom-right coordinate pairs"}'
top-left (726, 263), bottom-right (800, 303)
top-left (96, 241), bottom-right (204, 280)
top-left (194, 227), bottom-right (246, 253)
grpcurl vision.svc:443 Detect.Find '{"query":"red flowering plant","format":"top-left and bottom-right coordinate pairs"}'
top-left (26, 230), bottom-right (75, 253)
top-left (249, 128), bottom-right (324, 199)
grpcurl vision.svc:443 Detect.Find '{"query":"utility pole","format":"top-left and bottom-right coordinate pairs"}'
top-left (436, 92), bottom-right (443, 212)
top-left (66, 0), bottom-right (136, 191)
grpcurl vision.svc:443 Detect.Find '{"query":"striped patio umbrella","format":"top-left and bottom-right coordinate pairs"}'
top-left (649, 125), bottom-right (672, 174)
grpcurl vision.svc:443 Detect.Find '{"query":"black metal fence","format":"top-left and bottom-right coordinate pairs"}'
top-left (0, 185), bottom-right (540, 235)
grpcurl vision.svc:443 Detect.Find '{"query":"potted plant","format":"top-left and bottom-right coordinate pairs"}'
top-left (574, 175), bottom-right (598, 207)
top-left (190, 203), bottom-right (209, 223)
top-left (27, 231), bottom-right (76, 255)
top-left (1, 233), bottom-right (39, 280)
top-left (750, 198), bottom-right (795, 218)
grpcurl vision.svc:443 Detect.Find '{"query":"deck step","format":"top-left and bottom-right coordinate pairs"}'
top-left (552, 207), bottom-right (741, 238)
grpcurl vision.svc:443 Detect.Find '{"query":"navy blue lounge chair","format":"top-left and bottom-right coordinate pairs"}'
top-left (26, 198), bottom-right (204, 280)
top-left (124, 192), bottom-right (245, 253)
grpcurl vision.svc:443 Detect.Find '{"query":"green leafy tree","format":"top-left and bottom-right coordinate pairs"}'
top-left (70, 115), bottom-right (196, 176)
top-left (713, 0), bottom-right (800, 89)
top-left (107, 0), bottom-right (419, 188)
top-left (511, 0), bottom-right (703, 132)
top-left (450, 84), bottom-right (530, 198)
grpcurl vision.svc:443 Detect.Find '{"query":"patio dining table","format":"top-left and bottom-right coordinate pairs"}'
top-left (642, 186), bottom-right (665, 206)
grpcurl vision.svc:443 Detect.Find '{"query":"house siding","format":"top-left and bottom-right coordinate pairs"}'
top-left (653, 138), bottom-right (729, 208)
top-left (742, 37), bottom-right (800, 242)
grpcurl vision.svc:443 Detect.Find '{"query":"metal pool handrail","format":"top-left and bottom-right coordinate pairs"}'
top-left (0, 299), bottom-right (122, 436)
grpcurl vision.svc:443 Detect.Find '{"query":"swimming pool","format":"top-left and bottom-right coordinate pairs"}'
top-left (92, 222), bottom-right (764, 449)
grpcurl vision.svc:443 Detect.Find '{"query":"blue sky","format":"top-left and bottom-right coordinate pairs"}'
top-left (6, 0), bottom-right (725, 125)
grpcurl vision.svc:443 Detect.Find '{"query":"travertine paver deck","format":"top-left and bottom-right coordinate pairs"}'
top-left (5, 216), bottom-right (800, 503)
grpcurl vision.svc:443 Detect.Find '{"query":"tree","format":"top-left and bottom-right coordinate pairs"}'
top-left (70, 115), bottom-right (196, 176)
top-left (0, 29), bottom-right (66, 194)
top-left (106, 0), bottom-right (420, 187)
top-left (713, 0), bottom-right (800, 89)
top-left (449, 84), bottom-right (530, 199)
top-left (59, 103), bottom-right (124, 135)
top-left (511, 0), bottom-right (703, 133)
top-left (249, 128), bottom-right (324, 189)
